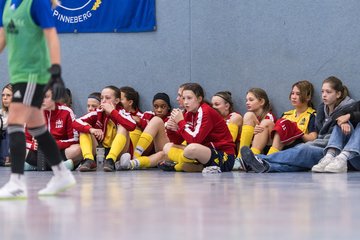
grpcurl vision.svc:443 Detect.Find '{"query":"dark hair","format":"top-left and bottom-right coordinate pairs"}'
top-left (119, 86), bottom-right (139, 109)
top-left (2, 83), bottom-right (12, 112)
top-left (183, 83), bottom-right (205, 99)
top-left (323, 76), bottom-right (349, 107)
top-left (104, 85), bottom-right (121, 99)
top-left (59, 88), bottom-right (73, 107)
top-left (247, 88), bottom-right (271, 120)
top-left (153, 92), bottom-right (171, 110)
top-left (88, 92), bottom-right (101, 102)
top-left (289, 80), bottom-right (314, 108)
top-left (213, 91), bottom-right (234, 112)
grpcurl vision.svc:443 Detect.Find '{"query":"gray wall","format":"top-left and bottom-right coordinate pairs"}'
top-left (1, 0), bottom-right (360, 117)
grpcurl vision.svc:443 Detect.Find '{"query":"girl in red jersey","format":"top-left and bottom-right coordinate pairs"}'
top-left (161, 83), bottom-right (236, 172)
top-left (73, 85), bottom-right (136, 172)
top-left (25, 89), bottom-right (82, 170)
top-left (117, 92), bottom-right (171, 170)
top-left (237, 88), bottom-right (276, 158)
top-left (86, 92), bottom-right (101, 113)
top-left (211, 91), bottom-right (243, 152)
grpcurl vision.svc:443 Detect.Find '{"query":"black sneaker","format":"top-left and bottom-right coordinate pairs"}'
top-left (240, 146), bottom-right (269, 173)
top-left (157, 160), bottom-right (177, 171)
top-left (79, 159), bottom-right (97, 172)
top-left (103, 158), bottom-right (115, 172)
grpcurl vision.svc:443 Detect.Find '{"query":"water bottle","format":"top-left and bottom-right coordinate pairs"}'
top-left (96, 145), bottom-right (105, 169)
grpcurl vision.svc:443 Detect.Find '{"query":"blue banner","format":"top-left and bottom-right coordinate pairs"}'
top-left (53, 0), bottom-right (156, 33)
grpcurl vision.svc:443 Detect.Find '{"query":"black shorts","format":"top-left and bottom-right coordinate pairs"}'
top-left (204, 148), bottom-right (235, 172)
top-left (12, 82), bottom-right (46, 108)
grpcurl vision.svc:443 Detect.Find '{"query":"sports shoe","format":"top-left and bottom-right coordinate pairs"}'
top-left (311, 155), bottom-right (334, 173)
top-left (0, 179), bottom-right (27, 200)
top-left (202, 166), bottom-right (221, 174)
top-left (38, 171), bottom-right (76, 196)
top-left (241, 146), bottom-right (269, 173)
top-left (157, 160), bottom-right (177, 171)
top-left (232, 157), bottom-right (249, 172)
top-left (324, 157), bottom-right (348, 173)
top-left (79, 159), bottom-right (97, 172)
top-left (115, 153), bottom-right (132, 170)
top-left (103, 158), bottom-right (115, 172)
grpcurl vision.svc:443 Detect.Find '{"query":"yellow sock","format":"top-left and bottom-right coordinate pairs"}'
top-left (227, 123), bottom-right (239, 142)
top-left (251, 147), bottom-right (261, 155)
top-left (132, 156), bottom-right (151, 168)
top-left (238, 125), bottom-right (254, 158)
top-left (267, 146), bottom-right (279, 155)
top-left (134, 132), bottom-right (153, 158)
top-left (168, 147), bottom-right (197, 164)
top-left (107, 134), bottom-right (127, 161)
top-left (80, 133), bottom-right (94, 160)
top-left (174, 163), bottom-right (184, 172)
top-left (130, 128), bottom-right (142, 150)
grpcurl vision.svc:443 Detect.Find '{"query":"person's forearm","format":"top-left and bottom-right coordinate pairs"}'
top-left (44, 27), bottom-right (61, 64)
top-left (0, 28), bottom-right (6, 53)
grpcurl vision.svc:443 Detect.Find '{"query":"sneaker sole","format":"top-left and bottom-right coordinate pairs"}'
top-left (324, 168), bottom-right (347, 173)
top-left (79, 167), bottom-right (97, 172)
top-left (38, 182), bottom-right (76, 196)
top-left (0, 196), bottom-right (27, 200)
top-left (311, 166), bottom-right (326, 173)
top-left (241, 147), bottom-right (267, 173)
top-left (103, 167), bottom-right (115, 172)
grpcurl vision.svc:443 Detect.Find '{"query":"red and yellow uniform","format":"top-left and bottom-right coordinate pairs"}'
top-left (73, 104), bottom-right (136, 160)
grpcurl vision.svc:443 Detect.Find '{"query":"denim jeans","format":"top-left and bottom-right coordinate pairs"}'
top-left (0, 131), bottom-right (9, 165)
top-left (258, 143), bottom-right (324, 172)
top-left (325, 123), bottom-right (360, 155)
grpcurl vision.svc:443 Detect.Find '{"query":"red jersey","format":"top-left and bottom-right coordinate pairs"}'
top-left (167, 103), bottom-right (235, 154)
top-left (138, 110), bottom-right (170, 130)
top-left (26, 103), bottom-right (78, 150)
top-left (73, 104), bottom-right (136, 135)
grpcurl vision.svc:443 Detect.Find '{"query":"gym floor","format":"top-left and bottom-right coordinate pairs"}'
top-left (0, 167), bottom-right (359, 240)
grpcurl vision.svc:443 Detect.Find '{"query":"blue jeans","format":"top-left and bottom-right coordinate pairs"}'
top-left (258, 143), bottom-right (324, 172)
top-left (325, 123), bottom-right (360, 155)
top-left (0, 131), bottom-right (9, 165)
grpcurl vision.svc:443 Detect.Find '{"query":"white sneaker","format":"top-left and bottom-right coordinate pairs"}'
top-left (115, 153), bottom-right (131, 170)
top-left (0, 176), bottom-right (27, 200)
top-left (324, 158), bottom-right (348, 173)
top-left (38, 171), bottom-right (76, 196)
top-left (232, 158), bottom-right (241, 170)
top-left (311, 155), bottom-right (334, 173)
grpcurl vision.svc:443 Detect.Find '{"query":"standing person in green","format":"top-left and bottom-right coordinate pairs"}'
top-left (0, 0), bottom-right (76, 199)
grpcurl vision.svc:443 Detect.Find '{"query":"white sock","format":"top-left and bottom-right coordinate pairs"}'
top-left (337, 151), bottom-right (356, 161)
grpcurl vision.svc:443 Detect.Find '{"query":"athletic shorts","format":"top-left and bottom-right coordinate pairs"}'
top-left (204, 148), bottom-right (235, 172)
top-left (271, 118), bottom-right (304, 145)
top-left (12, 82), bottom-right (46, 108)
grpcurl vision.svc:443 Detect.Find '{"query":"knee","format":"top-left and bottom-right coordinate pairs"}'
top-left (163, 142), bottom-right (174, 154)
top-left (183, 144), bottom-right (198, 158)
top-left (243, 112), bottom-right (257, 125)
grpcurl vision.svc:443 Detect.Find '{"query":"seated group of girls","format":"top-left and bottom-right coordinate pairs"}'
top-left (2, 75), bottom-right (358, 173)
